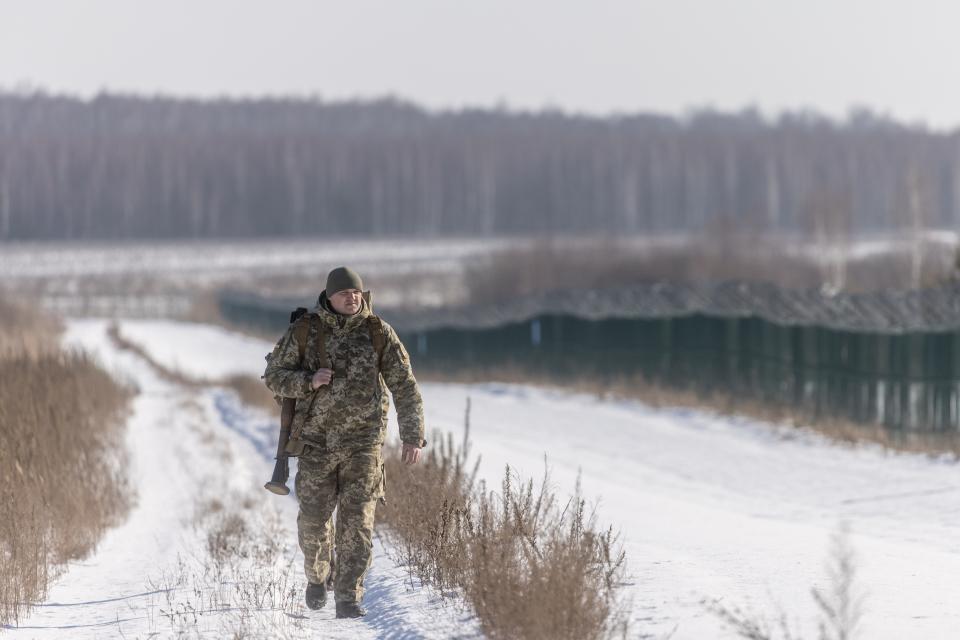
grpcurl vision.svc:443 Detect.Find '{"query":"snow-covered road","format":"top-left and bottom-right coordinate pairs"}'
top-left (5, 320), bottom-right (478, 639)
top-left (8, 318), bottom-right (960, 639)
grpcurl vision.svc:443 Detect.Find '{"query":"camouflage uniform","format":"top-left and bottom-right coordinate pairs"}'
top-left (263, 293), bottom-right (424, 603)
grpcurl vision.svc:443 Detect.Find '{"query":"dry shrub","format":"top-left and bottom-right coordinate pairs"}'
top-left (463, 236), bottom-right (812, 305)
top-left (0, 308), bottom-right (134, 626)
top-left (380, 400), bottom-right (629, 639)
top-left (206, 513), bottom-right (250, 570)
top-left (463, 235), bottom-right (960, 305)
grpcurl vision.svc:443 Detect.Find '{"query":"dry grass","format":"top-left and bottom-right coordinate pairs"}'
top-left (0, 300), bottom-right (134, 626)
top-left (146, 492), bottom-right (306, 640)
top-left (463, 236), bottom-right (960, 305)
top-left (222, 373), bottom-right (279, 412)
top-left (0, 295), bottom-right (62, 356)
top-left (206, 512), bottom-right (250, 570)
top-left (379, 399), bottom-right (630, 640)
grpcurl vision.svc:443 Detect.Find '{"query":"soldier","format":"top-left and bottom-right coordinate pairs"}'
top-left (263, 266), bottom-right (425, 618)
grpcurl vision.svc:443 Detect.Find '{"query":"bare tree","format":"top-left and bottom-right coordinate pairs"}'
top-left (0, 93), bottom-right (955, 242)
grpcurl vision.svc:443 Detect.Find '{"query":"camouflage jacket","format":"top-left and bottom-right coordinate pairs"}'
top-left (263, 294), bottom-right (425, 452)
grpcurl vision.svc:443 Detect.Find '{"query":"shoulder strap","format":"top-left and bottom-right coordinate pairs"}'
top-left (367, 315), bottom-right (386, 370)
top-left (292, 313), bottom-right (326, 367)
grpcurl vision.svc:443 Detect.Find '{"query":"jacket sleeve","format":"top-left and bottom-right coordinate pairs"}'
top-left (262, 324), bottom-right (314, 399)
top-left (380, 321), bottom-right (426, 447)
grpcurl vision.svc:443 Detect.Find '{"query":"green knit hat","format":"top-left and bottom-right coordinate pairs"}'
top-left (325, 266), bottom-right (364, 296)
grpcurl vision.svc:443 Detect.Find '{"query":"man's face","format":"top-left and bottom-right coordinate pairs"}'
top-left (329, 288), bottom-right (362, 315)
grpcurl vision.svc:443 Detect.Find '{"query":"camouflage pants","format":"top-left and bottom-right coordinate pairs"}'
top-left (295, 445), bottom-right (384, 603)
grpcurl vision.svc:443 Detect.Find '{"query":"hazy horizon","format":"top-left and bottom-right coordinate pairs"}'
top-left (3, 0), bottom-right (959, 130)
top-left (0, 86), bottom-right (945, 132)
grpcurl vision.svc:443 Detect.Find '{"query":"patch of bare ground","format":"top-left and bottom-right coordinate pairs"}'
top-left (418, 366), bottom-right (960, 459)
top-left (379, 399), bottom-right (631, 640)
top-left (0, 299), bottom-right (134, 626)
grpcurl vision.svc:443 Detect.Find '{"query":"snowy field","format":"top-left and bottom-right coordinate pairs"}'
top-left (7, 319), bottom-right (960, 639)
top-left (0, 237), bottom-right (510, 282)
top-left (1, 232), bottom-right (956, 282)
top-left (2, 230), bottom-right (958, 319)
top-left (0, 237), bottom-right (521, 316)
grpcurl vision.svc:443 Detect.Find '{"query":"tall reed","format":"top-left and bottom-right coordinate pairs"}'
top-left (0, 300), bottom-right (133, 626)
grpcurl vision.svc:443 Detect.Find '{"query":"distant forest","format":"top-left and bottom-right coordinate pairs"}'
top-left (0, 92), bottom-right (958, 240)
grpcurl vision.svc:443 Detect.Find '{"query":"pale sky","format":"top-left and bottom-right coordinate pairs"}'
top-left (2, 0), bottom-right (958, 129)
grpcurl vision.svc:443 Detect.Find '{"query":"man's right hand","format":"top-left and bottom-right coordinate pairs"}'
top-left (311, 368), bottom-right (333, 389)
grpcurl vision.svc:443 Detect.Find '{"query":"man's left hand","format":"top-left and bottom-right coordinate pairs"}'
top-left (401, 444), bottom-right (422, 465)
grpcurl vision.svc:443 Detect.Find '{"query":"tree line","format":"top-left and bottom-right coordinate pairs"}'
top-left (0, 92), bottom-right (958, 240)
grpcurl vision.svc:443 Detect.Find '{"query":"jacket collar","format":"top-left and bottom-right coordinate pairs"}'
top-left (313, 291), bottom-right (370, 332)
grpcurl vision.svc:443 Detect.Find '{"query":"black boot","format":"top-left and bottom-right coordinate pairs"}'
top-left (305, 582), bottom-right (327, 610)
top-left (335, 600), bottom-right (366, 618)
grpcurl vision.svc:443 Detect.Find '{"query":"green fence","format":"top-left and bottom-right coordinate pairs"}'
top-left (221, 295), bottom-right (960, 433)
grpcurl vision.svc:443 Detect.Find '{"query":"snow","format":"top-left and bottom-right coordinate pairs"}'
top-left (8, 318), bottom-right (960, 639)
top-left (1, 232), bottom-right (954, 281)
top-left (0, 237), bottom-right (523, 316)
top-left (119, 319), bottom-right (275, 380)
top-left (0, 237), bottom-right (514, 281)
